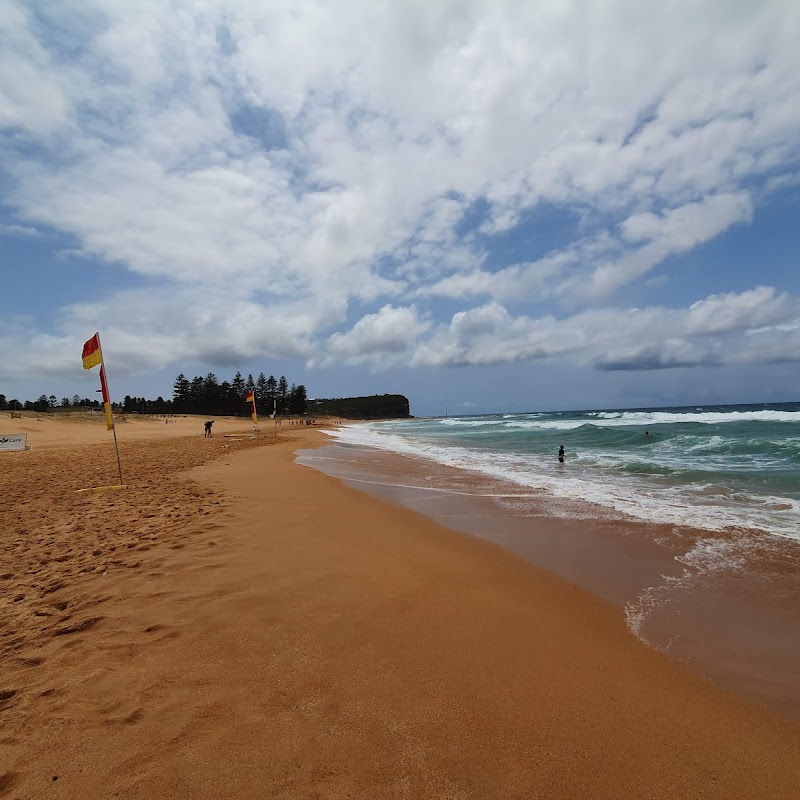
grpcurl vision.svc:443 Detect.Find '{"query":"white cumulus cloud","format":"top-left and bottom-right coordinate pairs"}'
top-left (0, 0), bottom-right (799, 393)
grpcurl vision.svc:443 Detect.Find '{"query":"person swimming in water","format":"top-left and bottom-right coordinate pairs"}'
top-left (558, 445), bottom-right (565, 464)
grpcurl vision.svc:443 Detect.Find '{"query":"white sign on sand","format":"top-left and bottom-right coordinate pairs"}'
top-left (0, 433), bottom-right (27, 452)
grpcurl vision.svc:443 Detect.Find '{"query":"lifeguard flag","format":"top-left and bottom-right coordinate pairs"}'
top-left (82, 334), bottom-right (102, 370)
top-left (245, 391), bottom-right (257, 426)
top-left (82, 333), bottom-right (114, 431)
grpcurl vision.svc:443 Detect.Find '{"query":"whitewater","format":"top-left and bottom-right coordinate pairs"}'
top-left (322, 402), bottom-right (800, 541)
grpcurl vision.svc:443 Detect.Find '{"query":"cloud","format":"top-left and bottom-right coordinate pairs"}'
top-left (619, 193), bottom-right (753, 246)
top-left (0, 223), bottom-right (40, 237)
top-left (687, 286), bottom-right (796, 335)
top-left (409, 288), bottom-right (800, 371)
top-left (573, 191), bottom-right (754, 300)
top-left (0, 286), bottom-right (347, 383)
top-left (1, 0), bottom-right (799, 388)
top-left (318, 305), bottom-right (431, 368)
top-left (0, 2), bottom-right (68, 135)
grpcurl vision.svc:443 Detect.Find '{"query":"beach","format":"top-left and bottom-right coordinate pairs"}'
top-left (2, 413), bottom-right (800, 798)
top-left (302, 411), bottom-right (800, 723)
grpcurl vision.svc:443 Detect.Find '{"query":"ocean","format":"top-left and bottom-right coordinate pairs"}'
top-left (321, 402), bottom-right (800, 541)
top-left (297, 401), bottom-right (800, 720)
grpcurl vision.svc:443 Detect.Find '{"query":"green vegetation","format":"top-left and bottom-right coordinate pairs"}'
top-left (2, 380), bottom-right (409, 420)
top-left (171, 371), bottom-right (306, 417)
top-left (308, 394), bottom-right (410, 419)
top-left (0, 371), bottom-right (308, 419)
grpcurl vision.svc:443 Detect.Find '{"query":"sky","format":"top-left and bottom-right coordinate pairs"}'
top-left (1, 0), bottom-right (799, 417)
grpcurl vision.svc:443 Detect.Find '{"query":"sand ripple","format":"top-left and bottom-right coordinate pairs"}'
top-left (0, 432), bottom-right (272, 721)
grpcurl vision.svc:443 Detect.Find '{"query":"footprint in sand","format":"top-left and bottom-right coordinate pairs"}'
top-left (52, 617), bottom-right (102, 637)
top-left (17, 656), bottom-right (45, 667)
top-left (103, 705), bottom-right (144, 726)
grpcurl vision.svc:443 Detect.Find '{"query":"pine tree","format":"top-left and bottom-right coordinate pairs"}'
top-left (219, 381), bottom-right (234, 415)
top-left (266, 375), bottom-right (277, 415)
top-left (172, 374), bottom-right (190, 412)
top-left (231, 371), bottom-right (246, 401)
top-left (189, 376), bottom-right (204, 414)
top-left (277, 376), bottom-right (288, 415)
top-left (289, 384), bottom-right (308, 415)
top-left (203, 373), bottom-right (220, 414)
top-left (256, 373), bottom-right (268, 414)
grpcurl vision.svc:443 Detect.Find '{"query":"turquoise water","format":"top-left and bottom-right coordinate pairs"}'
top-left (326, 402), bottom-right (800, 541)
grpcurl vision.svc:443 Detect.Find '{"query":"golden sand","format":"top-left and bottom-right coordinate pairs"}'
top-left (1, 413), bottom-right (799, 798)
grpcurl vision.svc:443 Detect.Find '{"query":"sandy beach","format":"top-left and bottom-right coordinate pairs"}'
top-left (297, 437), bottom-right (800, 723)
top-left (2, 413), bottom-right (800, 798)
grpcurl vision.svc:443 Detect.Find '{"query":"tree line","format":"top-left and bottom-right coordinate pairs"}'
top-left (0, 370), bottom-right (308, 418)
top-left (0, 393), bottom-right (99, 413)
top-left (171, 371), bottom-right (307, 417)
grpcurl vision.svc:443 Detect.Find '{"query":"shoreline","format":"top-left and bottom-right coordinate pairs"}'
top-left (2, 416), bottom-right (799, 797)
top-left (297, 436), bottom-right (800, 723)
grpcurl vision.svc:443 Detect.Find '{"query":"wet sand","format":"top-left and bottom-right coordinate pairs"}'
top-left (299, 440), bottom-right (800, 723)
top-left (1, 413), bottom-right (800, 798)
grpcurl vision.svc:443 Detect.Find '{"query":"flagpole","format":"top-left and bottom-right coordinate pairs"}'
top-left (97, 335), bottom-right (124, 485)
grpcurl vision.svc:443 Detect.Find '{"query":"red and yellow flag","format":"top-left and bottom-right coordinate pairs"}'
top-left (81, 333), bottom-right (114, 431)
top-left (82, 334), bottom-right (102, 370)
top-left (245, 391), bottom-right (257, 426)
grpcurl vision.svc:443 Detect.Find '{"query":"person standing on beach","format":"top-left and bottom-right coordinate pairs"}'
top-left (204, 420), bottom-right (214, 437)
top-left (558, 445), bottom-right (565, 464)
